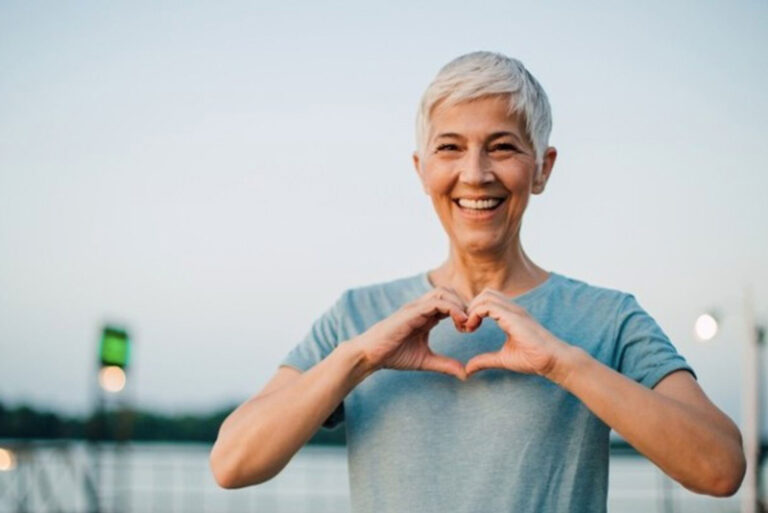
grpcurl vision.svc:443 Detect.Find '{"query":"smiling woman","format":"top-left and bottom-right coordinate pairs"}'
top-left (209, 51), bottom-right (745, 512)
top-left (412, 94), bottom-right (554, 268)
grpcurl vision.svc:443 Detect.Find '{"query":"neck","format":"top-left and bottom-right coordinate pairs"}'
top-left (428, 236), bottom-right (549, 303)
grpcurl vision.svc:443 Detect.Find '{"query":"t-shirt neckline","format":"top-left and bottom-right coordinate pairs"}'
top-left (418, 269), bottom-right (560, 302)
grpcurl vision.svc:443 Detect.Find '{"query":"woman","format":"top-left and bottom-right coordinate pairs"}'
top-left (210, 51), bottom-right (745, 512)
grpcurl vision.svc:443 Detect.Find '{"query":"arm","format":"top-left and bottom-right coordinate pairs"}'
top-left (209, 340), bottom-right (372, 489)
top-left (461, 290), bottom-right (746, 497)
top-left (210, 286), bottom-right (469, 489)
top-left (549, 347), bottom-right (746, 497)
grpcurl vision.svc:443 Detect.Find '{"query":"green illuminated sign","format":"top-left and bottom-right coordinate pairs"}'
top-left (100, 326), bottom-right (130, 368)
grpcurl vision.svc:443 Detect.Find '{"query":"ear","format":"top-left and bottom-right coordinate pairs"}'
top-left (532, 146), bottom-right (557, 195)
top-left (412, 151), bottom-right (429, 195)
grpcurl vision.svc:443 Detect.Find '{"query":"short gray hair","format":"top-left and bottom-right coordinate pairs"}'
top-left (415, 51), bottom-right (553, 176)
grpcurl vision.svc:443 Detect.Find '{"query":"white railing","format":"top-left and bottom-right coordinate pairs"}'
top-left (0, 440), bottom-right (761, 513)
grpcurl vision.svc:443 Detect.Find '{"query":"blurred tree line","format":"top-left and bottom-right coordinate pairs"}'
top-left (2, 400), bottom-right (691, 455)
top-left (0, 399), bottom-right (346, 445)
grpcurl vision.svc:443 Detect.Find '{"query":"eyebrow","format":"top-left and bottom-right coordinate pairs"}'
top-left (435, 131), bottom-right (522, 143)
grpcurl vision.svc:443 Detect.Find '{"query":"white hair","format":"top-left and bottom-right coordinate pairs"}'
top-left (415, 51), bottom-right (553, 176)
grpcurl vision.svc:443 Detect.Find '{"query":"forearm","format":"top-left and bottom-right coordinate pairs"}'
top-left (210, 340), bottom-right (373, 488)
top-left (549, 346), bottom-right (743, 496)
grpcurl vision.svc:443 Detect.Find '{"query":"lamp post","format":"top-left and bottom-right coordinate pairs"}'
top-left (695, 287), bottom-right (765, 513)
top-left (741, 287), bottom-right (766, 513)
top-left (90, 324), bottom-right (134, 513)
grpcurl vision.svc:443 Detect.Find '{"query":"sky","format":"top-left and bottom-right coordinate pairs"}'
top-left (1, 1), bottom-right (767, 437)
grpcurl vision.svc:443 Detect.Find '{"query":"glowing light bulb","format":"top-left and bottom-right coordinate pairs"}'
top-left (98, 365), bottom-right (126, 393)
top-left (694, 313), bottom-right (719, 341)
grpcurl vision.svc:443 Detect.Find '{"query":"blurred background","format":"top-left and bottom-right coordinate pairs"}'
top-left (1, 1), bottom-right (766, 512)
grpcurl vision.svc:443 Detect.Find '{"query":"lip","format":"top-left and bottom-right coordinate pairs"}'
top-left (453, 196), bottom-right (508, 221)
top-left (452, 195), bottom-right (505, 201)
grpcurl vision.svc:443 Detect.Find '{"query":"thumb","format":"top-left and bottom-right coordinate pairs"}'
top-left (465, 351), bottom-right (503, 377)
top-left (421, 351), bottom-right (467, 381)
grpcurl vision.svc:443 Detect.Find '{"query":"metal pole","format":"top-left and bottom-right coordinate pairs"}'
top-left (659, 470), bottom-right (675, 513)
top-left (95, 394), bottom-right (105, 513)
top-left (741, 284), bottom-right (759, 513)
top-left (756, 326), bottom-right (766, 512)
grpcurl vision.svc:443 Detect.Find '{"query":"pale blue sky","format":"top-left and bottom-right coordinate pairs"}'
top-left (1, 1), bottom-right (766, 436)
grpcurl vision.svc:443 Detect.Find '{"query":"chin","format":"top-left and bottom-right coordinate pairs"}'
top-left (457, 232), bottom-right (505, 253)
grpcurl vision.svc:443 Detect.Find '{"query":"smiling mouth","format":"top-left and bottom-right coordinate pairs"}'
top-left (452, 196), bottom-right (508, 211)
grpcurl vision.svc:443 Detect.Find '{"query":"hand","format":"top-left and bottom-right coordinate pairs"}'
top-left (352, 286), bottom-right (470, 380)
top-left (462, 288), bottom-right (571, 380)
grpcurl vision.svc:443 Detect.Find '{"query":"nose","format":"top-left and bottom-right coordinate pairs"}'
top-left (458, 147), bottom-right (495, 186)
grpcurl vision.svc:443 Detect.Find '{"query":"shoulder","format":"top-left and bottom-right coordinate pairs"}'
top-left (335, 271), bottom-right (427, 319)
top-left (545, 273), bottom-right (663, 362)
top-left (548, 271), bottom-right (633, 316)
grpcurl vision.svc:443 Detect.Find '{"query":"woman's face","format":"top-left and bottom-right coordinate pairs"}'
top-left (412, 94), bottom-right (556, 255)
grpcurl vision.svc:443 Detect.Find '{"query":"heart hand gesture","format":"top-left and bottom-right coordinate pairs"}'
top-left (353, 287), bottom-right (470, 380)
top-left (352, 285), bottom-right (573, 384)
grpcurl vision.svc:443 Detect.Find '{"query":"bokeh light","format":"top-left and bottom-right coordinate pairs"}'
top-left (98, 365), bottom-right (126, 393)
top-left (694, 313), bottom-right (719, 341)
top-left (0, 447), bottom-right (17, 472)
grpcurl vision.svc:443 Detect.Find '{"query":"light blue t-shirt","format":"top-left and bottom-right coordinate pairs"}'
top-left (280, 270), bottom-right (697, 513)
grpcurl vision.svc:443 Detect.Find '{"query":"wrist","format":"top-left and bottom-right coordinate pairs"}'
top-left (545, 343), bottom-right (589, 389)
top-left (337, 337), bottom-right (379, 384)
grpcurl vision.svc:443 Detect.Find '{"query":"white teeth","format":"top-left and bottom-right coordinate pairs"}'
top-left (457, 198), bottom-right (503, 210)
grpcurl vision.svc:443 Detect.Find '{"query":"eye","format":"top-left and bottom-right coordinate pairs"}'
top-left (435, 143), bottom-right (460, 152)
top-left (489, 143), bottom-right (519, 152)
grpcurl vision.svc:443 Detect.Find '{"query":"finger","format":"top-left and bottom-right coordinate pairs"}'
top-left (416, 316), bottom-right (441, 337)
top-left (438, 286), bottom-right (470, 310)
top-left (466, 288), bottom-right (513, 310)
top-left (466, 287), bottom-right (501, 308)
top-left (428, 287), bottom-right (469, 318)
top-left (421, 351), bottom-right (467, 381)
top-left (465, 351), bottom-right (504, 377)
top-left (435, 288), bottom-right (474, 332)
top-left (465, 290), bottom-right (495, 327)
top-left (416, 298), bottom-right (468, 331)
top-left (465, 298), bottom-right (508, 331)
top-left (439, 297), bottom-right (470, 330)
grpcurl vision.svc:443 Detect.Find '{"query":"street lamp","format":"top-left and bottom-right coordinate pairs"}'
top-left (97, 326), bottom-right (130, 394)
top-left (696, 287), bottom-right (765, 513)
top-left (99, 326), bottom-right (130, 372)
top-left (90, 324), bottom-right (134, 513)
top-left (694, 311), bottom-right (720, 342)
top-left (98, 366), bottom-right (126, 393)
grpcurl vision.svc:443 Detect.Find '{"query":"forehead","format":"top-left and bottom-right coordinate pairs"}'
top-left (428, 95), bottom-right (526, 141)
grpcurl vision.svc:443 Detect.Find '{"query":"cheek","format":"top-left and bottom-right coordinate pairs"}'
top-left (500, 166), bottom-right (533, 191)
top-left (421, 167), bottom-right (455, 195)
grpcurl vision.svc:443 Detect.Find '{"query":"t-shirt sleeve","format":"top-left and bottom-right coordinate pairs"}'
top-left (279, 289), bottom-right (349, 429)
top-left (611, 293), bottom-right (697, 389)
